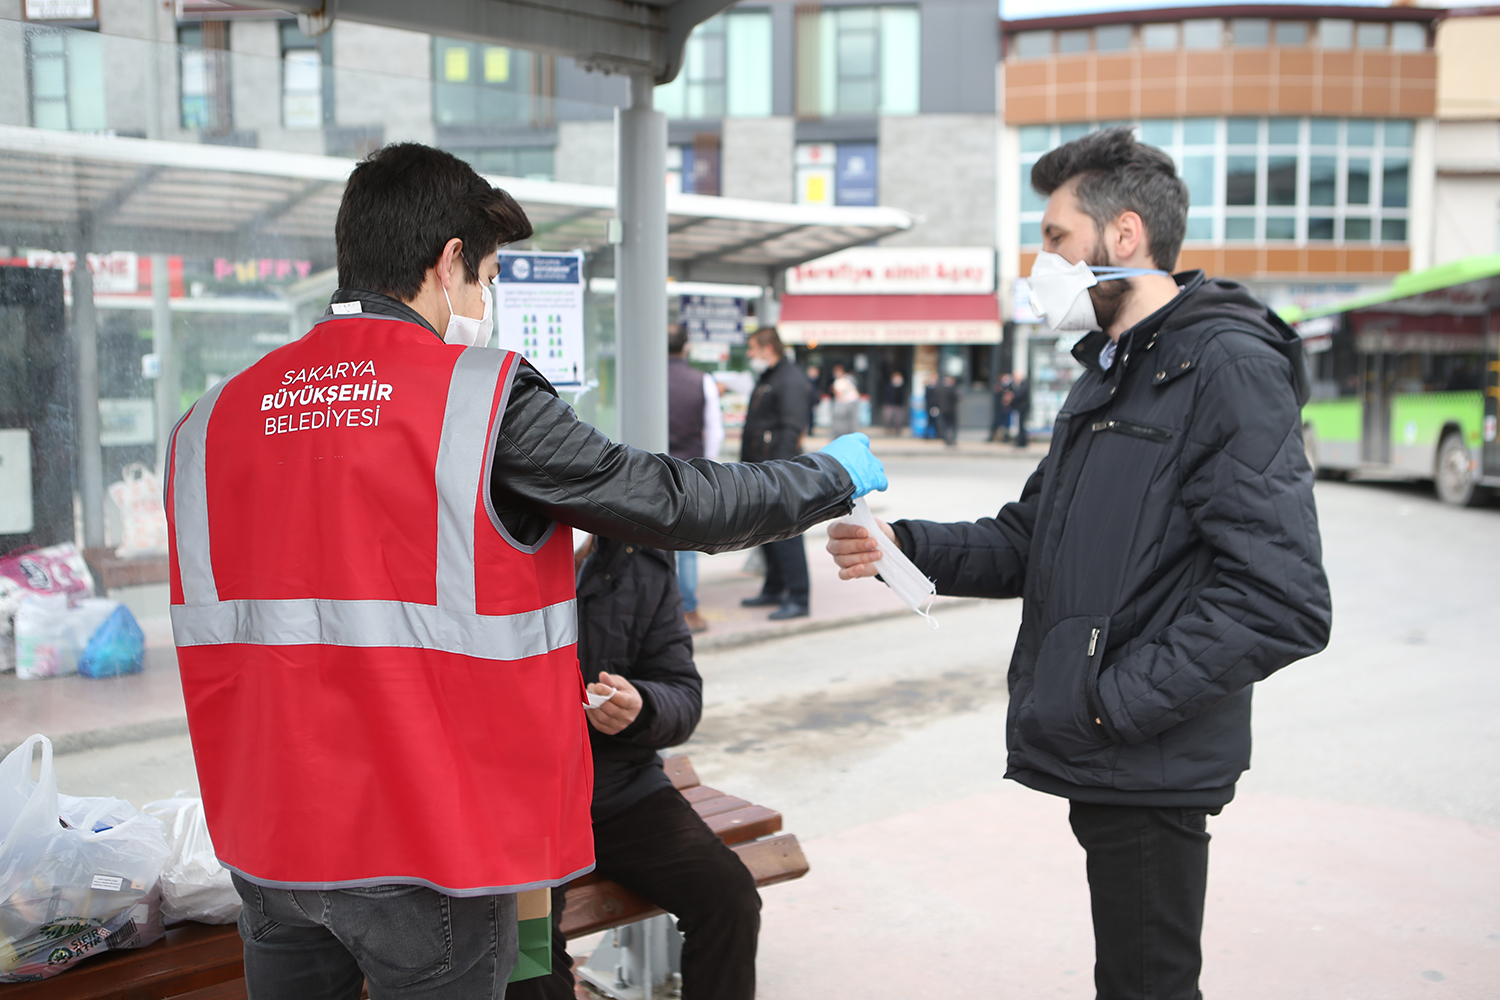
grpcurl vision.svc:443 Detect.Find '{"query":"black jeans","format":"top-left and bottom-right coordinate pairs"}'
top-left (233, 874), bottom-right (517, 1000)
top-left (759, 535), bottom-right (809, 606)
top-left (507, 787), bottom-right (761, 1000)
top-left (1068, 802), bottom-right (1217, 1000)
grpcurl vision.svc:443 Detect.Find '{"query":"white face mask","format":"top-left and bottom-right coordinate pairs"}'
top-left (1026, 250), bottom-right (1167, 333)
top-left (442, 280), bottom-right (493, 348)
top-left (748, 356), bottom-right (771, 375)
top-left (841, 497), bottom-right (939, 629)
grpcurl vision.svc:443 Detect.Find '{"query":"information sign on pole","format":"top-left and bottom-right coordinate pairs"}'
top-left (679, 295), bottom-right (745, 344)
top-left (495, 250), bottom-right (585, 387)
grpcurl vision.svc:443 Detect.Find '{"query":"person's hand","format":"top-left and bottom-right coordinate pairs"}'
top-left (826, 519), bottom-right (898, 580)
top-left (585, 672), bottom-right (643, 735)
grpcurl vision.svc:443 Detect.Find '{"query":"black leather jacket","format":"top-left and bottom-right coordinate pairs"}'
top-left (326, 289), bottom-right (856, 548)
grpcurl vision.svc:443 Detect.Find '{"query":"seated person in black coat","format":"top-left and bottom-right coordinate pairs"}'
top-left (506, 535), bottom-right (760, 1000)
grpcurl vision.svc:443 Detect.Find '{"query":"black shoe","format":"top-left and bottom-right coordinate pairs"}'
top-left (741, 593), bottom-right (784, 607)
top-left (767, 603), bottom-right (810, 621)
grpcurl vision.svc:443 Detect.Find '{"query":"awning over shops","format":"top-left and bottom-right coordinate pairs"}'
top-left (777, 293), bottom-right (1002, 345)
top-left (0, 126), bottom-right (912, 286)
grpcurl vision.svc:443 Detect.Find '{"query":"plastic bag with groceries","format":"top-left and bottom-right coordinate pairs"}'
top-left (0, 735), bottom-right (171, 982)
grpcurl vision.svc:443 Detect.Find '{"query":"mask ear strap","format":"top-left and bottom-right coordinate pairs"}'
top-left (1090, 266), bottom-right (1170, 279)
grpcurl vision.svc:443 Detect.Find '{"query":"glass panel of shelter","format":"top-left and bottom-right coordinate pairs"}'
top-left (0, 21), bottom-right (629, 558)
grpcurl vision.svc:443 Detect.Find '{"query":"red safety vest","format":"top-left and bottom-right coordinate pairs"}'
top-left (166, 311), bottom-right (594, 895)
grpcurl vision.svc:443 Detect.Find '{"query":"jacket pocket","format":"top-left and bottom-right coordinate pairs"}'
top-left (1090, 419), bottom-right (1174, 442)
top-left (1017, 614), bottom-right (1113, 764)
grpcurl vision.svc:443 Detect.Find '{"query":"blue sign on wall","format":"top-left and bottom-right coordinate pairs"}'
top-left (836, 144), bottom-right (878, 207)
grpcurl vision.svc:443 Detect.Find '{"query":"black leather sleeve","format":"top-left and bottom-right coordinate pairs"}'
top-left (490, 364), bottom-right (856, 552)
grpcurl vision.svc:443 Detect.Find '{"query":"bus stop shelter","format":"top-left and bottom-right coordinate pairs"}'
top-left (0, 123), bottom-right (911, 550)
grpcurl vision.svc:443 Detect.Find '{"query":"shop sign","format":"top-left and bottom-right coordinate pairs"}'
top-left (787, 247), bottom-right (995, 296)
top-left (24, 0), bottom-right (95, 20)
top-left (214, 258), bottom-right (315, 284)
top-left (680, 295), bottom-right (745, 344)
top-left (25, 250), bottom-right (139, 294)
top-left (495, 250), bottom-right (584, 387)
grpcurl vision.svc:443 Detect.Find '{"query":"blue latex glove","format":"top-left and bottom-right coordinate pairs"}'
top-left (820, 433), bottom-right (888, 499)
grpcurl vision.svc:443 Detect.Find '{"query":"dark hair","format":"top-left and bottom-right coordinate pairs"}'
top-left (336, 143), bottom-right (533, 301)
top-left (668, 322), bottom-right (689, 355)
top-left (748, 326), bottom-right (784, 355)
top-left (1030, 126), bottom-right (1188, 272)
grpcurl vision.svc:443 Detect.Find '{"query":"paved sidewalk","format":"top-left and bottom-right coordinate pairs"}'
top-left (757, 782), bottom-right (1500, 999)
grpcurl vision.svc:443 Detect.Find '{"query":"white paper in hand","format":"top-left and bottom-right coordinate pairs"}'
top-left (840, 497), bottom-right (939, 629)
top-left (583, 686), bottom-right (617, 710)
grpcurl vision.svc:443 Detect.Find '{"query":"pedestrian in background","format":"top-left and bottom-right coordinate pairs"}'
top-left (667, 323), bottom-right (725, 634)
top-left (881, 370), bottom-right (908, 436)
top-left (828, 126), bottom-right (1330, 1000)
top-left (1007, 375), bottom-right (1031, 449)
top-left (929, 375), bottom-right (959, 447)
top-left (829, 364), bottom-right (861, 437)
top-left (804, 363), bottom-right (822, 433)
top-left (991, 372), bottom-right (1014, 443)
top-left (741, 328), bottom-right (814, 620)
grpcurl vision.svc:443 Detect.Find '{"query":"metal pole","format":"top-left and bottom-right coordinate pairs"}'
top-left (613, 72), bottom-right (668, 452)
top-left (151, 253), bottom-right (174, 476)
top-left (71, 246), bottom-right (105, 549)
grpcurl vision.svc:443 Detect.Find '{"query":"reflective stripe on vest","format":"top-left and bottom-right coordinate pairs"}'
top-left (170, 346), bottom-right (576, 659)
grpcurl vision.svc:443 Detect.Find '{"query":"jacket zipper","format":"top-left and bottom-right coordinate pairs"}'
top-left (1084, 626), bottom-right (1118, 742)
top-left (1090, 419), bottom-right (1173, 442)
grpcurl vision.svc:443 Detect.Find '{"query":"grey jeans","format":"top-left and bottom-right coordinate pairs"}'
top-left (233, 873), bottom-right (518, 1000)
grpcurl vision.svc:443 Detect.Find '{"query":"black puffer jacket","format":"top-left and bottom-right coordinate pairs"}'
top-left (892, 273), bottom-right (1332, 807)
top-left (576, 537), bottom-right (701, 821)
top-left (742, 358), bottom-right (811, 463)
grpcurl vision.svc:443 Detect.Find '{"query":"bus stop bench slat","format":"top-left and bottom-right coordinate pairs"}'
top-left (0, 922), bottom-right (244, 999)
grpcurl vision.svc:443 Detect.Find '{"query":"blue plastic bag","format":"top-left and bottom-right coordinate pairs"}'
top-left (76, 605), bottom-right (144, 679)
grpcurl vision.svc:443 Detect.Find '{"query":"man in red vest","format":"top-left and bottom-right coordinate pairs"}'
top-left (166, 143), bottom-right (885, 999)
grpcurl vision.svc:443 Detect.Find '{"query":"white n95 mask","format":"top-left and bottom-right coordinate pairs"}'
top-left (1026, 251), bottom-right (1167, 333)
top-left (840, 497), bottom-right (939, 629)
top-left (443, 280), bottom-right (494, 348)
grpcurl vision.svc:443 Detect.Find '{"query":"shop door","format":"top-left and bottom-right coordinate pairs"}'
top-left (0, 267), bottom-right (74, 555)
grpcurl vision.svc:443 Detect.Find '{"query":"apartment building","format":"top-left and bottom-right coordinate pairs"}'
top-left (998, 4), bottom-right (1446, 429)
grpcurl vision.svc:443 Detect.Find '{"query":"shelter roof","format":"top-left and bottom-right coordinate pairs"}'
top-left (0, 126), bottom-right (912, 284)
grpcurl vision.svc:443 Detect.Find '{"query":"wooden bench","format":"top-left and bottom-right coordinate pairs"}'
top-left (5, 757), bottom-right (805, 998)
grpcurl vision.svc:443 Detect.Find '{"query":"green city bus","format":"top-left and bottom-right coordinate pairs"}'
top-left (1287, 254), bottom-right (1500, 506)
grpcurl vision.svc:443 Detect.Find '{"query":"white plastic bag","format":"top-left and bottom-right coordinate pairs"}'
top-left (14, 594), bottom-right (74, 680)
top-left (106, 463), bottom-right (168, 558)
top-left (0, 735), bottom-right (171, 982)
top-left (141, 797), bottom-right (240, 926)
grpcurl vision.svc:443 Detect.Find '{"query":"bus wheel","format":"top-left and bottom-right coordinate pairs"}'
top-left (1435, 432), bottom-right (1481, 506)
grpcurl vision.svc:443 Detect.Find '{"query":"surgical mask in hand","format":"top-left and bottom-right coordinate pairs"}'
top-left (1025, 251), bottom-right (1167, 333)
top-left (840, 497), bottom-right (939, 629)
top-left (443, 280), bottom-right (494, 348)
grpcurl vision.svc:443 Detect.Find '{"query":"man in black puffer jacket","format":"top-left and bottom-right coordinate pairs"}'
top-left (506, 534), bottom-right (759, 1000)
top-left (828, 128), bottom-right (1331, 1000)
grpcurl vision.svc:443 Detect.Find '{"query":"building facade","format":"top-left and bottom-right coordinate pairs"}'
top-left (998, 4), bottom-right (1450, 431)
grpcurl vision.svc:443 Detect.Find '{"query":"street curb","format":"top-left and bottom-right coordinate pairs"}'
top-left (0, 716), bottom-right (190, 760)
top-left (693, 598), bottom-right (979, 652)
top-left (2, 603), bottom-right (983, 757)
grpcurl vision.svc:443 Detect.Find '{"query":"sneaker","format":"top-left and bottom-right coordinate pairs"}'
top-left (767, 603), bottom-right (810, 621)
top-left (684, 610), bottom-right (709, 633)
